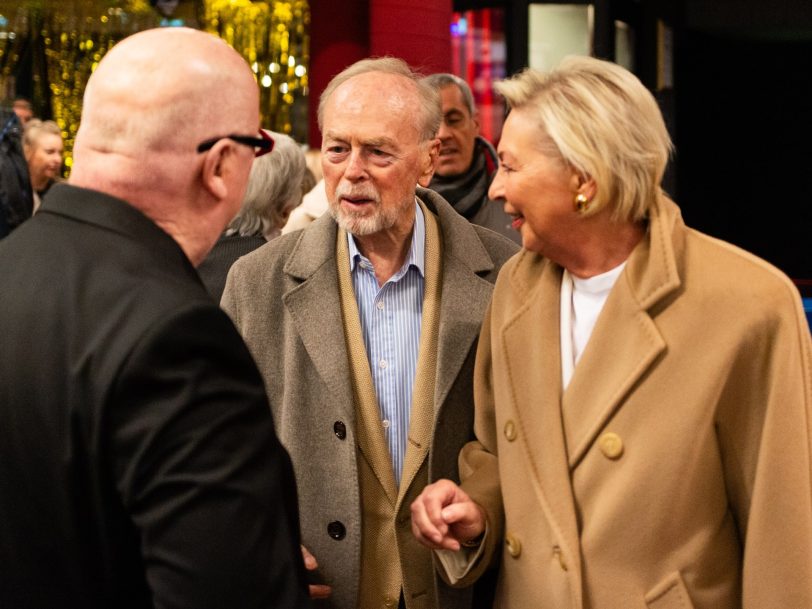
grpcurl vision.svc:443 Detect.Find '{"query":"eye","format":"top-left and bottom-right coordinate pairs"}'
top-left (325, 145), bottom-right (347, 154)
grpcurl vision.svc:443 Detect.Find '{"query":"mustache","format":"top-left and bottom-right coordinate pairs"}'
top-left (334, 183), bottom-right (380, 203)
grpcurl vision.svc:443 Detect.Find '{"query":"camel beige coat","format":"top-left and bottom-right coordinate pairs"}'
top-left (450, 194), bottom-right (812, 609)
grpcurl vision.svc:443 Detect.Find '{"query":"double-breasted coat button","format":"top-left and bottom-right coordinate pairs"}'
top-left (599, 432), bottom-right (624, 459)
top-left (503, 420), bottom-right (517, 442)
top-left (327, 521), bottom-right (346, 540)
top-left (333, 421), bottom-right (347, 440)
top-left (505, 533), bottom-right (521, 558)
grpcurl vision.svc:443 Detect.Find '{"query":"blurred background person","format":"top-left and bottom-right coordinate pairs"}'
top-left (422, 73), bottom-right (519, 244)
top-left (0, 106), bottom-right (33, 237)
top-left (198, 129), bottom-right (306, 300)
top-left (23, 119), bottom-right (63, 212)
top-left (412, 56), bottom-right (812, 609)
top-left (12, 98), bottom-right (34, 126)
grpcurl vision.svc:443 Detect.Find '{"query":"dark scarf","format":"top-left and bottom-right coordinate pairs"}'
top-left (429, 136), bottom-right (498, 220)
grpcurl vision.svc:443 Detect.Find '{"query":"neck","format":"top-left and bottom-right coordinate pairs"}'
top-left (70, 161), bottom-right (221, 267)
top-left (560, 216), bottom-right (645, 279)
top-left (353, 224), bottom-right (414, 286)
top-left (31, 173), bottom-right (50, 192)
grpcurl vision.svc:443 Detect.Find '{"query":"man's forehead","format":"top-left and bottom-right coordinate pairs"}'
top-left (329, 72), bottom-right (418, 114)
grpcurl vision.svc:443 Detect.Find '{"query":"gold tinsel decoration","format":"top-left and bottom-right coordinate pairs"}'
top-left (203, 0), bottom-right (310, 139)
top-left (0, 0), bottom-right (309, 177)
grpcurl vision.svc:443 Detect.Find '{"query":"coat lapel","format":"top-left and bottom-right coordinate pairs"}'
top-left (282, 216), bottom-right (356, 425)
top-left (562, 193), bottom-right (683, 467)
top-left (425, 187), bottom-right (499, 411)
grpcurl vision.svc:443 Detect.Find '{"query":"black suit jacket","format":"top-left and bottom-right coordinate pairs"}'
top-left (0, 184), bottom-right (310, 609)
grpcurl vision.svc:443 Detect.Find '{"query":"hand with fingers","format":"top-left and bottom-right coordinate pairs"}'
top-left (410, 479), bottom-right (486, 552)
top-left (301, 545), bottom-right (332, 600)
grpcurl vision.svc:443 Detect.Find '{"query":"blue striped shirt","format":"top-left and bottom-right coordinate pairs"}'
top-left (347, 203), bottom-right (425, 485)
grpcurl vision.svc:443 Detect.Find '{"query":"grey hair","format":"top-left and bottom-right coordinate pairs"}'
top-left (317, 56), bottom-right (441, 142)
top-left (228, 130), bottom-right (307, 236)
top-left (421, 73), bottom-right (476, 116)
top-left (23, 119), bottom-right (62, 151)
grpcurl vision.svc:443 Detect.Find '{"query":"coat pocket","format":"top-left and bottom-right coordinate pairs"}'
top-left (644, 571), bottom-right (695, 609)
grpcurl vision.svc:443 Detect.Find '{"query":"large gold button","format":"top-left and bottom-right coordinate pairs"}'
top-left (599, 432), bottom-right (624, 459)
top-left (505, 533), bottom-right (522, 558)
top-left (504, 419), bottom-right (517, 442)
top-left (384, 596), bottom-right (396, 608)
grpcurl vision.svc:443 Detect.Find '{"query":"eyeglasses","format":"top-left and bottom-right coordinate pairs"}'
top-left (196, 130), bottom-right (274, 157)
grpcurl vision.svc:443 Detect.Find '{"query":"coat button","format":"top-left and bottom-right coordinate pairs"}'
top-left (599, 432), bottom-right (623, 459)
top-left (503, 420), bottom-right (517, 441)
top-left (327, 521), bottom-right (346, 540)
top-left (333, 421), bottom-right (347, 440)
top-left (505, 533), bottom-right (521, 558)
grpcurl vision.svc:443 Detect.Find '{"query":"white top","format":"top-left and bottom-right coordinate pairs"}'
top-left (560, 261), bottom-right (626, 390)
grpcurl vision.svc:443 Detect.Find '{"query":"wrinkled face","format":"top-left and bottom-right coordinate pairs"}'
top-left (26, 133), bottom-right (64, 184)
top-left (321, 72), bottom-right (437, 237)
top-left (488, 109), bottom-right (579, 256)
top-left (435, 85), bottom-right (479, 178)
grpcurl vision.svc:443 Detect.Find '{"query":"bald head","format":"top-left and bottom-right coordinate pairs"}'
top-left (69, 27), bottom-right (262, 266)
top-left (71, 27), bottom-right (258, 183)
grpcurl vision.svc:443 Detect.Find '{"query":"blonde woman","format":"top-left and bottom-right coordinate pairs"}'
top-left (23, 119), bottom-right (63, 212)
top-left (412, 56), bottom-right (812, 609)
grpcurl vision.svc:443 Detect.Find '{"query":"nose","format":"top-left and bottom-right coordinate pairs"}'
top-left (344, 148), bottom-right (368, 181)
top-left (488, 165), bottom-right (506, 201)
top-left (437, 120), bottom-right (451, 141)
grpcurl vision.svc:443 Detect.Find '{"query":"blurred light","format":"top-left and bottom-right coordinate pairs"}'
top-left (450, 16), bottom-right (467, 37)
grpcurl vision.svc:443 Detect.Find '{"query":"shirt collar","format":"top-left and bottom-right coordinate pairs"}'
top-left (347, 199), bottom-right (426, 278)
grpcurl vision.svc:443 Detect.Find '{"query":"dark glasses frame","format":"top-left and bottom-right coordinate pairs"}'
top-left (196, 130), bottom-right (274, 157)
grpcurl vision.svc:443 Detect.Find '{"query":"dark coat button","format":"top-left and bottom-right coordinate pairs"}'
top-left (334, 421), bottom-right (347, 440)
top-left (327, 521), bottom-right (346, 540)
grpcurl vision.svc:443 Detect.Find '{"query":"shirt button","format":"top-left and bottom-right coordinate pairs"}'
top-left (376, 301), bottom-right (385, 310)
top-left (379, 359), bottom-right (387, 369)
top-left (382, 419), bottom-right (390, 429)
top-left (503, 419), bottom-right (517, 441)
top-left (333, 421), bottom-right (347, 440)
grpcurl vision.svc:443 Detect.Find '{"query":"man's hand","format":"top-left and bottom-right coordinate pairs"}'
top-left (301, 545), bottom-right (332, 600)
top-left (411, 479), bottom-right (486, 551)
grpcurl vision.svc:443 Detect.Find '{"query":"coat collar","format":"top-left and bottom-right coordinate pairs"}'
top-left (39, 182), bottom-right (196, 274)
top-left (562, 193), bottom-right (685, 466)
top-left (281, 187), bottom-right (502, 421)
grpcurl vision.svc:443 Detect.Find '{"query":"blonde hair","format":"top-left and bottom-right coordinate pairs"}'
top-left (228, 131), bottom-right (307, 236)
top-left (23, 119), bottom-right (62, 153)
top-left (318, 56), bottom-right (441, 143)
top-left (495, 56), bottom-right (672, 222)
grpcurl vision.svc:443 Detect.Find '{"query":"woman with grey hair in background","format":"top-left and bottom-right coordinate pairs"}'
top-left (198, 129), bottom-right (307, 300)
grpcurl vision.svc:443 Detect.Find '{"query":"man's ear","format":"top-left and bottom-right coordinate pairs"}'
top-left (417, 137), bottom-right (440, 187)
top-left (200, 142), bottom-right (230, 201)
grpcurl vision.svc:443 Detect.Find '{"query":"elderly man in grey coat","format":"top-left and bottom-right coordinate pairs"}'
top-left (222, 57), bottom-right (518, 609)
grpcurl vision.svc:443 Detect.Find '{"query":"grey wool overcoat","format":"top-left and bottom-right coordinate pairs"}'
top-left (222, 187), bottom-right (518, 609)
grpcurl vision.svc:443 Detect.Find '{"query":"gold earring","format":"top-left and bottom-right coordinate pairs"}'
top-left (574, 193), bottom-right (590, 212)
